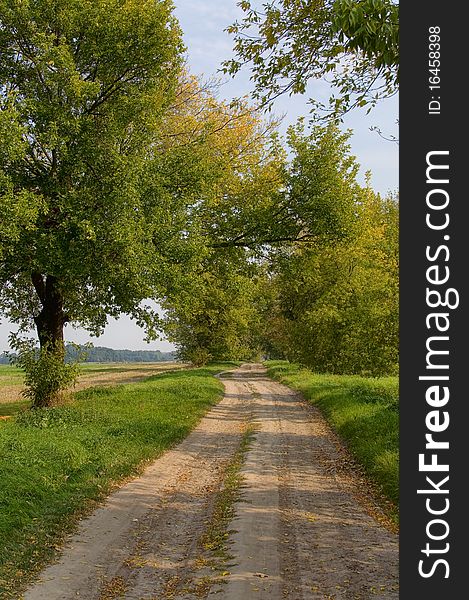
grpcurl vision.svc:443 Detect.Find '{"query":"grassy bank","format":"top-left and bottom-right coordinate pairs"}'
top-left (0, 363), bottom-right (237, 599)
top-left (265, 361), bottom-right (398, 520)
top-left (0, 363), bottom-right (183, 385)
top-left (0, 365), bottom-right (23, 386)
top-left (0, 362), bottom-right (186, 417)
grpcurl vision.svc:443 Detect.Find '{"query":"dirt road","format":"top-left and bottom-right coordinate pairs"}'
top-left (24, 364), bottom-right (398, 600)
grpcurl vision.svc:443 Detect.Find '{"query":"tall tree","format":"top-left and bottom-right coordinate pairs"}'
top-left (154, 77), bottom-right (287, 364)
top-left (0, 99), bottom-right (43, 260)
top-left (163, 123), bottom-right (369, 365)
top-left (262, 188), bottom-right (399, 375)
top-left (224, 0), bottom-right (398, 119)
top-left (0, 0), bottom-right (184, 404)
top-left (163, 250), bottom-right (263, 365)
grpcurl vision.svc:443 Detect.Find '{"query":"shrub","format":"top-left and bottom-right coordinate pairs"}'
top-left (8, 336), bottom-right (81, 407)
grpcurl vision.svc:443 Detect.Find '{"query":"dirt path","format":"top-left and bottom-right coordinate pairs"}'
top-left (23, 364), bottom-right (398, 600)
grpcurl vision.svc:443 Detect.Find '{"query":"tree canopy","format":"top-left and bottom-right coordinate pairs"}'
top-left (224, 0), bottom-right (399, 119)
top-left (165, 123), bottom-right (399, 376)
top-left (261, 188), bottom-right (398, 374)
top-left (1, 2), bottom-right (183, 326)
top-left (1, 1), bottom-right (399, 404)
top-left (0, 0), bottom-right (189, 403)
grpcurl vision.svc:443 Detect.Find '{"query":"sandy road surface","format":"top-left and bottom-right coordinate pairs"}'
top-left (24, 364), bottom-right (398, 600)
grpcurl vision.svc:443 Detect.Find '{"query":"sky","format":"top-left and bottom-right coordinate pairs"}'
top-left (0, 0), bottom-right (399, 353)
top-left (174, 0), bottom-right (399, 195)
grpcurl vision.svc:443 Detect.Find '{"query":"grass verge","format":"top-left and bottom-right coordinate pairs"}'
top-left (161, 424), bottom-right (256, 599)
top-left (0, 362), bottom-right (238, 599)
top-left (0, 401), bottom-right (28, 417)
top-left (265, 360), bottom-right (398, 524)
top-left (0, 365), bottom-right (23, 387)
top-left (0, 362), bottom-right (186, 416)
top-left (199, 424), bottom-right (256, 559)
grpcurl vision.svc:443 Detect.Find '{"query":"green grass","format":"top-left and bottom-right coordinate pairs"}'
top-left (265, 360), bottom-right (398, 520)
top-left (0, 362), bottom-right (179, 386)
top-left (77, 362), bottom-right (176, 374)
top-left (0, 401), bottom-right (28, 417)
top-left (0, 362), bottom-right (184, 418)
top-left (0, 365), bottom-right (24, 386)
top-left (0, 362), bottom-right (238, 599)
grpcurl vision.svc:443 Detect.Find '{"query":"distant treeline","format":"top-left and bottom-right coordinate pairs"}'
top-left (0, 345), bottom-right (176, 364)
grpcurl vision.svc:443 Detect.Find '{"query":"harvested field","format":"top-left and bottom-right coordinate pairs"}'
top-left (0, 363), bottom-right (188, 405)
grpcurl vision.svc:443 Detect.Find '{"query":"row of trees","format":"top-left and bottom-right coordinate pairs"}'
top-left (1, 0), bottom-right (398, 406)
top-left (65, 345), bottom-right (175, 364)
top-left (165, 126), bottom-right (398, 376)
top-left (0, 345), bottom-right (175, 364)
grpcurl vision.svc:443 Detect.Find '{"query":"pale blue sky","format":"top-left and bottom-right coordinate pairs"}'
top-left (0, 0), bottom-right (398, 352)
top-left (174, 0), bottom-right (399, 194)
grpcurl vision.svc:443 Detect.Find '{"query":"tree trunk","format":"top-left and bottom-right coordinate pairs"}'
top-left (33, 274), bottom-right (66, 353)
top-left (31, 274), bottom-right (67, 406)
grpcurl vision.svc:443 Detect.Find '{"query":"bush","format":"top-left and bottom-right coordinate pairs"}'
top-left (8, 336), bottom-right (80, 407)
top-left (186, 347), bottom-right (212, 367)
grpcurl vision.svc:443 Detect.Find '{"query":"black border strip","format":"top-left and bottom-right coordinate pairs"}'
top-left (400, 2), bottom-right (467, 596)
